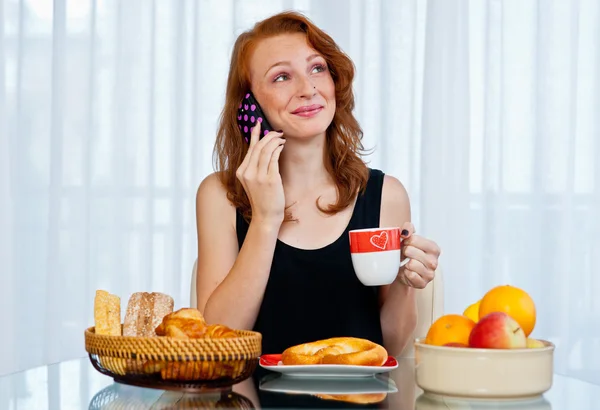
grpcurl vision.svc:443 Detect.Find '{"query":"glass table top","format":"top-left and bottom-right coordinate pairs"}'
top-left (0, 356), bottom-right (598, 409)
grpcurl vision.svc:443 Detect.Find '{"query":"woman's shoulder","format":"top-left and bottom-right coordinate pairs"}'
top-left (196, 172), bottom-right (237, 227)
top-left (360, 167), bottom-right (410, 209)
top-left (366, 168), bottom-right (406, 193)
top-left (196, 171), bottom-right (228, 201)
top-left (378, 170), bottom-right (411, 224)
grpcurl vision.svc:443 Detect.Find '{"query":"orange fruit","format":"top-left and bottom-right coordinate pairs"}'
top-left (425, 314), bottom-right (476, 346)
top-left (478, 285), bottom-right (536, 336)
top-left (463, 300), bottom-right (481, 323)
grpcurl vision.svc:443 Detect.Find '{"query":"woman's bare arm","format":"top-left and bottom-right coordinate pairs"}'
top-left (378, 175), bottom-right (418, 356)
top-left (195, 173), bottom-right (280, 330)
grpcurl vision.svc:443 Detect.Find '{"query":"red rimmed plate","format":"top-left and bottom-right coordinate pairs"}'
top-left (259, 354), bottom-right (398, 378)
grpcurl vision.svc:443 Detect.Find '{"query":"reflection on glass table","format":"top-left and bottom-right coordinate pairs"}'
top-left (414, 393), bottom-right (552, 410)
top-left (88, 382), bottom-right (254, 409)
top-left (0, 357), bottom-right (599, 409)
top-left (258, 371), bottom-right (397, 405)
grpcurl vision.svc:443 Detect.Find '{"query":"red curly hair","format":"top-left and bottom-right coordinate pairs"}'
top-left (213, 11), bottom-right (370, 222)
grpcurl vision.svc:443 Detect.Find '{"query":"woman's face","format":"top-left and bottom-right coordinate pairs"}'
top-left (248, 33), bottom-right (336, 140)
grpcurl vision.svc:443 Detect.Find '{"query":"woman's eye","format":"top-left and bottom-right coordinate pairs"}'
top-left (274, 73), bottom-right (289, 82)
top-left (312, 64), bottom-right (326, 73)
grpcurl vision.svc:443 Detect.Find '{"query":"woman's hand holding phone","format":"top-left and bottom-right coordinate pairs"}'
top-left (236, 121), bottom-right (286, 228)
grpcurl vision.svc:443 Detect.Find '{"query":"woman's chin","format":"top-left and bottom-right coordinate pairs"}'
top-left (286, 130), bottom-right (328, 141)
top-left (284, 113), bottom-right (334, 139)
top-left (284, 123), bottom-right (331, 141)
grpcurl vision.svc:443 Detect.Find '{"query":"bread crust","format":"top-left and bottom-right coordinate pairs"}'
top-left (123, 292), bottom-right (174, 337)
top-left (281, 337), bottom-right (388, 366)
top-left (94, 290), bottom-right (121, 336)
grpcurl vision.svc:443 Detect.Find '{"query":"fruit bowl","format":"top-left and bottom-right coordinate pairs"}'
top-left (414, 337), bottom-right (555, 400)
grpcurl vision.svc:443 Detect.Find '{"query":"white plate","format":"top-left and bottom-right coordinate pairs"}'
top-left (259, 354), bottom-right (399, 378)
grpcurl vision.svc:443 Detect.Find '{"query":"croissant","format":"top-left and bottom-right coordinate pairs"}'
top-left (155, 308), bottom-right (207, 338)
top-left (281, 337), bottom-right (388, 366)
top-left (204, 324), bottom-right (238, 338)
top-left (146, 308), bottom-right (241, 381)
top-left (154, 308), bottom-right (239, 340)
top-left (157, 359), bottom-right (244, 381)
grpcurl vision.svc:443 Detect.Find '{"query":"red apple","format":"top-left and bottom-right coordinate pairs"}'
top-left (468, 311), bottom-right (526, 349)
top-left (443, 342), bottom-right (469, 348)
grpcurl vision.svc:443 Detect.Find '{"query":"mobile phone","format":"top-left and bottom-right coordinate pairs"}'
top-left (237, 92), bottom-right (274, 143)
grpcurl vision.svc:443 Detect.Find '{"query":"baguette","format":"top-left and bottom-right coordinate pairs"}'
top-left (123, 292), bottom-right (174, 337)
top-left (94, 290), bottom-right (121, 336)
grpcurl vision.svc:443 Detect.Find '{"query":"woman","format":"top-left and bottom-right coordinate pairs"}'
top-left (195, 11), bottom-right (441, 362)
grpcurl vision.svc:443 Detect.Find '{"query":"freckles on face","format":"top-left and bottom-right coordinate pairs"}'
top-left (247, 33), bottom-right (336, 135)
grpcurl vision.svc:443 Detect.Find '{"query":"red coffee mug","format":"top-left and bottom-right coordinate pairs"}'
top-left (349, 227), bottom-right (408, 286)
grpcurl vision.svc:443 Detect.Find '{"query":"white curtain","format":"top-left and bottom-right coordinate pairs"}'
top-left (1, 0), bottom-right (599, 387)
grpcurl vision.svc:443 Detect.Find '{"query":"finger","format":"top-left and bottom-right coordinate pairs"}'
top-left (400, 222), bottom-right (415, 238)
top-left (243, 121), bottom-right (262, 164)
top-left (403, 269), bottom-right (428, 289)
top-left (238, 123), bottom-right (262, 175)
top-left (403, 235), bottom-right (441, 256)
top-left (249, 118), bottom-right (261, 149)
top-left (268, 143), bottom-right (284, 175)
top-left (403, 245), bottom-right (438, 271)
top-left (258, 137), bottom-right (285, 175)
top-left (399, 270), bottom-right (415, 287)
top-left (406, 259), bottom-right (435, 283)
top-left (247, 131), bottom-right (284, 172)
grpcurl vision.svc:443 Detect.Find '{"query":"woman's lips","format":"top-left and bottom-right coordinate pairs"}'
top-left (291, 104), bottom-right (324, 117)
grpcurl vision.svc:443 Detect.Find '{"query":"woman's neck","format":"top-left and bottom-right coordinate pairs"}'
top-left (279, 133), bottom-right (331, 192)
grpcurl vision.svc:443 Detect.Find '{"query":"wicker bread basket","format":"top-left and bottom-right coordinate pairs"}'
top-left (85, 326), bottom-right (262, 391)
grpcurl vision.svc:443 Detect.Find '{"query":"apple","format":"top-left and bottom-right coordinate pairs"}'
top-left (443, 342), bottom-right (469, 348)
top-left (468, 311), bottom-right (526, 349)
top-left (526, 338), bottom-right (545, 348)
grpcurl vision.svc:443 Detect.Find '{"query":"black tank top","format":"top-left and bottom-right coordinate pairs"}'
top-left (235, 168), bottom-right (386, 355)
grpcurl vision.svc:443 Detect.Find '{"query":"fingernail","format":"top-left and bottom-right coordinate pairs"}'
top-left (276, 130), bottom-right (283, 133)
top-left (401, 229), bottom-right (409, 236)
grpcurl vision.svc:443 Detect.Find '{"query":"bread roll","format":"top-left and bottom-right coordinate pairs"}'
top-left (94, 290), bottom-right (121, 336)
top-left (123, 292), bottom-right (174, 337)
top-left (281, 337), bottom-right (388, 366)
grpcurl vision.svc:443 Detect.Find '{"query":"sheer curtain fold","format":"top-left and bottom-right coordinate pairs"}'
top-left (1, 0), bottom-right (598, 385)
top-left (420, 0), bottom-right (471, 299)
top-left (0, 0), bottom-right (15, 376)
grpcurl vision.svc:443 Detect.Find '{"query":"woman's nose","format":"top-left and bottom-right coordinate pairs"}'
top-left (297, 76), bottom-right (317, 99)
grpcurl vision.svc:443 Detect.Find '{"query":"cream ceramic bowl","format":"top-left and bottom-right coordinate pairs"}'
top-left (414, 338), bottom-right (555, 400)
top-left (415, 393), bottom-right (552, 410)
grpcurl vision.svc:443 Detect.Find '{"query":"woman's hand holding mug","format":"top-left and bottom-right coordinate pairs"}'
top-left (397, 222), bottom-right (441, 289)
top-left (348, 223), bottom-right (440, 288)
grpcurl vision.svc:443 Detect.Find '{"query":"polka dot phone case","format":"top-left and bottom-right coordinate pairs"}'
top-left (237, 92), bottom-right (274, 143)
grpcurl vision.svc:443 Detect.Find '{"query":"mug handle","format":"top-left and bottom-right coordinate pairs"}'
top-left (399, 234), bottom-right (409, 268)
